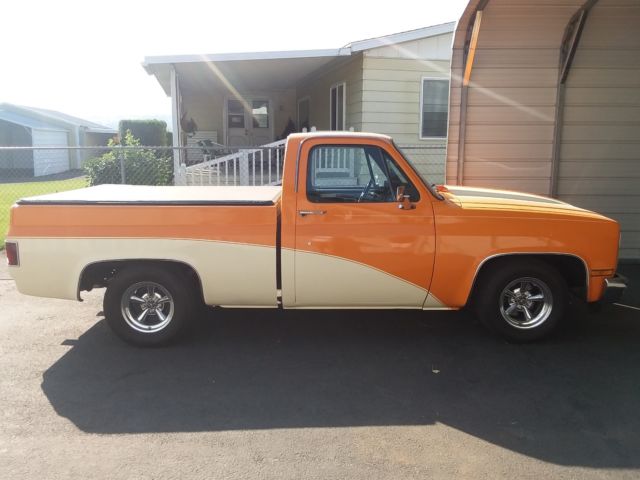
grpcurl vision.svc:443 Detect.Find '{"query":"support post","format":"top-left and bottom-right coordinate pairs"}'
top-left (239, 151), bottom-right (250, 185)
top-left (170, 66), bottom-right (185, 185)
top-left (118, 146), bottom-right (126, 184)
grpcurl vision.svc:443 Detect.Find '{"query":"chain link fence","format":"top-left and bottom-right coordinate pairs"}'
top-left (1, 143), bottom-right (445, 243)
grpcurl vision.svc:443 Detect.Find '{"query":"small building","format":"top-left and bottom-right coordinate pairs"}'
top-left (143, 23), bottom-right (454, 182)
top-left (0, 103), bottom-right (116, 178)
top-left (447, 0), bottom-right (640, 260)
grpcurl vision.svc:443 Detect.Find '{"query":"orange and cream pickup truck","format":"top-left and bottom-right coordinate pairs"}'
top-left (5, 132), bottom-right (627, 345)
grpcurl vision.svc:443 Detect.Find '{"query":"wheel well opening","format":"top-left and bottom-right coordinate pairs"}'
top-left (471, 254), bottom-right (588, 303)
top-left (78, 260), bottom-right (204, 303)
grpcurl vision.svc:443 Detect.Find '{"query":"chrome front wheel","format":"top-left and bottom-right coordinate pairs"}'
top-left (499, 277), bottom-right (553, 330)
top-left (474, 259), bottom-right (567, 342)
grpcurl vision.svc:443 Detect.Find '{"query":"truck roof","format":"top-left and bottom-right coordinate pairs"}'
top-left (287, 131), bottom-right (393, 142)
top-left (17, 184), bottom-right (283, 206)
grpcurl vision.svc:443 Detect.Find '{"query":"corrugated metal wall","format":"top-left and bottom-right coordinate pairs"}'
top-left (447, 0), bottom-right (584, 194)
top-left (558, 0), bottom-right (640, 259)
top-left (447, 0), bottom-right (640, 259)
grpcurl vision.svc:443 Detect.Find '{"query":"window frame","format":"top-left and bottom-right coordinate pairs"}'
top-left (305, 143), bottom-right (419, 204)
top-left (329, 82), bottom-right (347, 131)
top-left (419, 76), bottom-right (450, 140)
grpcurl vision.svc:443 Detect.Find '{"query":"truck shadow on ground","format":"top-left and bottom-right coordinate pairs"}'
top-left (42, 305), bottom-right (640, 468)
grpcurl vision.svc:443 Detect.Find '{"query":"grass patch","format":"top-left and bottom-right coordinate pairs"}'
top-left (1, 176), bottom-right (88, 246)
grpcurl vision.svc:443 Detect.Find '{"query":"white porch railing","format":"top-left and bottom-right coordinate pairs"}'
top-left (182, 139), bottom-right (286, 186)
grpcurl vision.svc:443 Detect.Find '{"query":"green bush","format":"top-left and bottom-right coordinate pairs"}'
top-left (84, 131), bottom-right (173, 186)
top-left (83, 153), bottom-right (121, 184)
top-left (118, 119), bottom-right (168, 146)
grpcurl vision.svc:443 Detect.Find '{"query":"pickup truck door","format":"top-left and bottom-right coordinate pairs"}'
top-left (293, 140), bottom-right (437, 308)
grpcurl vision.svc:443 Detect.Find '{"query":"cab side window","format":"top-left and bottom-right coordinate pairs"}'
top-left (307, 145), bottom-right (419, 203)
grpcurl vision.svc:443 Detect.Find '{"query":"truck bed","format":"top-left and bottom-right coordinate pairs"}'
top-left (17, 184), bottom-right (283, 206)
top-left (8, 184), bottom-right (280, 305)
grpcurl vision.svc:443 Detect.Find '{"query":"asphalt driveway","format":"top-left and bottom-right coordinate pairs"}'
top-left (1, 252), bottom-right (639, 479)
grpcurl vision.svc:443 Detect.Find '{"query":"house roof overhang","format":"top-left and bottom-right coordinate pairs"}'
top-left (142, 22), bottom-right (456, 96)
top-left (348, 22), bottom-right (455, 51)
top-left (143, 49), bottom-right (352, 96)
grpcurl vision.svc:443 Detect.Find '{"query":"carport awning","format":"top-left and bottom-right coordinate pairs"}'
top-left (143, 49), bottom-right (351, 95)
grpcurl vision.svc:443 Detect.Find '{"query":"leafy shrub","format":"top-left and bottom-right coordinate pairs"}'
top-left (84, 131), bottom-right (173, 186)
top-left (118, 119), bottom-right (168, 146)
top-left (83, 153), bottom-right (121, 185)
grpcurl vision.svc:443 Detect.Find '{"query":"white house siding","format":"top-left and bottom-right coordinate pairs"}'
top-left (361, 63), bottom-right (449, 182)
top-left (359, 34), bottom-right (452, 183)
top-left (447, 0), bottom-right (584, 194)
top-left (557, 0), bottom-right (640, 259)
top-left (31, 129), bottom-right (70, 177)
top-left (295, 55), bottom-right (363, 132)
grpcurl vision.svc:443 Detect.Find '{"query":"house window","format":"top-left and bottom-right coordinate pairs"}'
top-left (330, 82), bottom-right (346, 130)
top-left (251, 100), bottom-right (269, 129)
top-left (420, 78), bottom-right (449, 138)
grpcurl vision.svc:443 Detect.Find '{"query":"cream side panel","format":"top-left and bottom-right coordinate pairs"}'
top-left (423, 292), bottom-right (449, 310)
top-left (281, 248), bottom-right (296, 308)
top-left (8, 238), bottom-right (277, 306)
top-left (292, 250), bottom-right (440, 308)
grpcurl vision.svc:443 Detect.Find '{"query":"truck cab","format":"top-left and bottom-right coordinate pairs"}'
top-left (280, 133), bottom-right (439, 309)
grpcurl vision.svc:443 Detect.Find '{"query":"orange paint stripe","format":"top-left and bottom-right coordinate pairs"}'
top-left (9, 204), bottom-right (278, 248)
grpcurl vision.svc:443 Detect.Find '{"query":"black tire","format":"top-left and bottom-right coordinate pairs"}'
top-left (473, 259), bottom-right (568, 342)
top-left (104, 265), bottom-right (195, 346)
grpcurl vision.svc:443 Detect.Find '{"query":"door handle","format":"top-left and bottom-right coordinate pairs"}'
top-left (298, 210), bottom-right (327, 217)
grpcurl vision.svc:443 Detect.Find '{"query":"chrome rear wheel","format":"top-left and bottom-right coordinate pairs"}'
top-left (104, 265), bottom-right (196, 346)
top-left (121, 281), bottom-right (175, 333)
